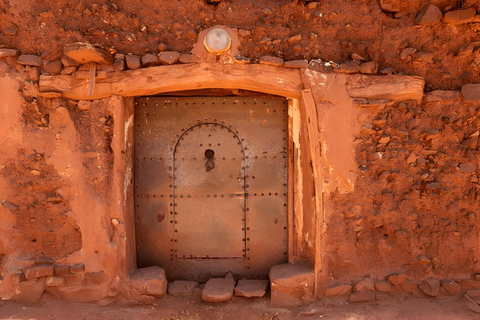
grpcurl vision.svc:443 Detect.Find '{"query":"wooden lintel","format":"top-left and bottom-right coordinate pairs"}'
top-left (39, 63), bottom-right (304, 100)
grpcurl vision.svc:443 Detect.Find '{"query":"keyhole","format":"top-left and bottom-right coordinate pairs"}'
top-left (205, 149), bottom-right (215, 172)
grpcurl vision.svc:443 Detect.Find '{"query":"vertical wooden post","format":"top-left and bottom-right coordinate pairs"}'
top-left (301, 89), bottom-right (324, 299)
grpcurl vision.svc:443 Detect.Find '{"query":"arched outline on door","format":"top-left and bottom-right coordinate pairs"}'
top-left (171, 121), bottom-right (247, 260)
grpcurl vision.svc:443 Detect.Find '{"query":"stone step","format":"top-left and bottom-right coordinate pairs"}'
top-left (235, 279), bottom-right (269, 298)
top-left (202, 277), bottom-right (236, 303)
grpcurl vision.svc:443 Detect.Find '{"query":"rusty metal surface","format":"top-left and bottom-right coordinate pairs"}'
top-left (135, 96), bottom-right (288, 281)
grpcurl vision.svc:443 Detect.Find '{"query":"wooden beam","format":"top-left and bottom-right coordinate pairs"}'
top-left (345, 74), bottom-right (425, 102)
top-left (39, 63), bottom-right (304, 100)
top-left (301, 88), bottom-right (324, 299)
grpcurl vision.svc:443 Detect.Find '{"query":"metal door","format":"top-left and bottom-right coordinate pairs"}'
top-left (135, 96), bottom-right (288, 281)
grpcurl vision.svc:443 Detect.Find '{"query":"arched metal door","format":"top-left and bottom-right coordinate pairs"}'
top-left (173, 123), bottom-right (246, 259)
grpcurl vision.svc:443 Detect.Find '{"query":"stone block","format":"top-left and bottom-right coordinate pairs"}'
top-left (202, 277), bottom-right (236, 303)
top-left (349, 292), bottom-right (376, 302)
top-left (24, 265), bottom-right (54, 279)
top-left (401, 279), bottom-right (418, 293)
top-left (64, 273), bottom-right (83, 285)
top-left (440, 279), bottom-right (461, 295)
top-left (179, 54), bottom-right (197, 64)
top-left (269, 262), bottom-right (314, 307)
top-left (387, 273), bottom-right (407, 286)
top-left (354, 277), bottom-right (375, 292)
top-left (168, 280), bottom-right (198, 297)
top-left (130, 266), bottom-right (167, 298)
top-left (54, 265), bottom-right (71, 275)
top-left (29, 67), bottom-right (41, 81)
top-left (70, 263), bottom-right (85, 273)
top-left (360, 61), bottom-right (378, 74)
top-left (158, 51), bottom-right (180, 65)
top-left (415, 4), bottom-right (442, 25)
top-left (47, 286), bottom-right (107, 303)
top-left (459, 279), bottom-right (480, 290)
top-left (424, 90), bottom-right (460, 102)
top-left (0, 48), bottom-right (19, 58)
top-left (235, 279), bottom-right (269, 298)
top-left (419, 278), bottom-right (440, 297)
top-left (259, 55), bottom-right (284, 67)
top-left (333, 62), bottom-right (361, 74)
top-left (64, 42), bottom-right (113, 64)
top-left (13, 279), bottom-right (46, 304)
top-left (325, 284), bottom-right (352, 296)
top-left (126, 55), bottom-right (141, 69)
top-left (130, 289), bottom-right (156, 304)
top-left (43, 60), bottom-right (63, 74)
top-left (114, 58), bottom-right (125, 71)
top-left (46, 276), bottom-right (65, 287)
top-left (17, 55), bottom-right (42, 67)
top-left (141, 53), bottom-right (160, 67)
top-left (308, 59), bottom-right (333, 73)
top-left (284, 60), bottom-right (308, 68)
top-left (443, 8), bottom-right (476, 25)
top-left (375, 280), bottom-right (392, 293)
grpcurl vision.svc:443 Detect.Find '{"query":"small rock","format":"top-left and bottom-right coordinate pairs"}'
top-left (0, 48), bottom-right (19, 58)
top-left (0, 61), bottom-right (10, 74)
top-left (308, 59), bottom-right (333, 73)
top-left (333, 62), bottom-right (360, 74)
top-left (351, 53), bottom-right (365, 61)
top-left (440, 279), bottom-right (462, 295)
top-left (354, 277), bottom-right (375, 292)
top-left (54, 265), bottom-right (71, 275)
top-left (158, 51), bottom-right (180, 65)
top-left (462, 84), bottom-right (480, 102)
top-left (70, 263), bottom-right (85, 273)
top-left (411, 254), bottom-right (431, 265)
top-left (459, 163), bottom-right (477, 173)
top-left (387, 274), bottom-right (407, 286)
top-left (379, 67), bottom-right (395, 75)
top-left (202, 278), bottom-right (236, 303)
top-left (126, 55), bottom-right (141, 69)
top-left (414, 52), bottom-right (434, 62)
top-left (113, 58), bottom-right (125, 71)
top-left (130, 266), bottom-right (167, 298)
top-left (324, 283), bottom-right (352, 296)
top-left (307, 2), bottom-right (318, 9)
top-left (458, 45), bottom-right (474, 56)
top-left (168, 280), bottom-right (198, 297)
top-left (17, 55), bottom-right (42, 67)
top-left (238, 29), bottom-right (251, 37)
top-left (46, 276), bottom-right (66, 287)
top-left (375, 280), bottom-right (392, 293)
top-left (25, 265), bottom-right (54, 279)
top-left (349, 292), bottom-right (376, 302)
top-left (287, 34), bottom-right (302, 44)
top-left (400, 47), bottom-right (416, 60)
top-left (415, 4), bottom-right (443, 25)
top-left (3, 28), bottom-right (17, 35)
top-left (77, 100), bottom-right (91, 110)
top-left (43, 60), bottom-right (63, 74)
top-left (359, 61), bottom-right (377, 74)
top-left (419, 278), bottom-right (440, 296)
top-left (235, 279), bottom-right (269, 297)
top-left (443, 8), bottom-right (476, 25)
top-left (233, 56), bottom-right (250, 64)
top-left (179, 54), bottom-right (197, 64)
top-left (259, 55), bottom-right (284, 67)
top-left (401, 279), bottom-right (418, 293)
top-left (1, 201), bottom-right (18, 210)
top-left (157, 43), bottom-right (168, 51)
top-left (407, 153), bottom-right (417, 164)
top-left (284, 60), bottom-right (308, 68)
top-left (141, 53), bottom-right (159, 67)
top-left (424, 90), bottom-right (460, 102)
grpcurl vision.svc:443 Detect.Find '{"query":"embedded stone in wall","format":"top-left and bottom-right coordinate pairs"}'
top-left (424, 90), bottom-right (461, 102)
top-left (401, 279), bottom-right (419, 293)
top-left (202, 277), bottom-right (236, 302)
top-left (70, 263), bottom-right (85, 273)
top-left (46, 276), bottom-right (66, 287)
top-left (415, 4), bottom-right (442, 25)
top-left (419, 278), bottom-right (440, 296)
top-left (354, 277), bottom-right (375, 292)
top-left (461, 84), bottom-right (480, 102)
top-left (269, 262), bottom-right (314, 307)
top-left (158, 51), bottom-right (180, 65)
top-left (168, 280), bottom-right (198, 297)
top-left (126, 55), bottom-right (141, 69)
top-left (130, 266), bottom-right (167, 298)
top-left (375, 280), bottom-right (392, 293)
top-left (259, 55), bottom-right (284, 67)
top-left (284, 60), bottom-right (309, 69)
top-left (141, 53), bottom-right (160, 67)
top-left (24, 265), bottom-right (54, 279)
top-left (324, 283), bottom-right (352, 296)
top-left (235, 279), bottom-right (269, 298)
top-left (12, 279), bottom-right (46, 304)
top-left (17, 55), bottom-right (42, 67)
top-left (43, 60), bottom-right (63, 74)
top-left (443, 8), bottom-right (476, 25)
top-left (387, 273), bottom-right (407, 286)
top-left (333, 62), bottom-right (361, 74)
top-left (64, 42), bottom-right (114, 64)
top-left (0, 48), bottom-right (19, 58)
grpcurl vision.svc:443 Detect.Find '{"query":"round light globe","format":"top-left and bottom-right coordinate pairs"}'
top-left (204, 28), bottom-right (231, 54)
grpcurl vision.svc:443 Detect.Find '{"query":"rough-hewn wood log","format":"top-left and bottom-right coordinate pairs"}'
top-left (39, 63), bottom-right (304, 100)
top-left (345, 74), bottom-right (425, 101)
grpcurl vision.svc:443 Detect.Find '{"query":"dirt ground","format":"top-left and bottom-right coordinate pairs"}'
top-left (0, 294), bottom-right (477, 320)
